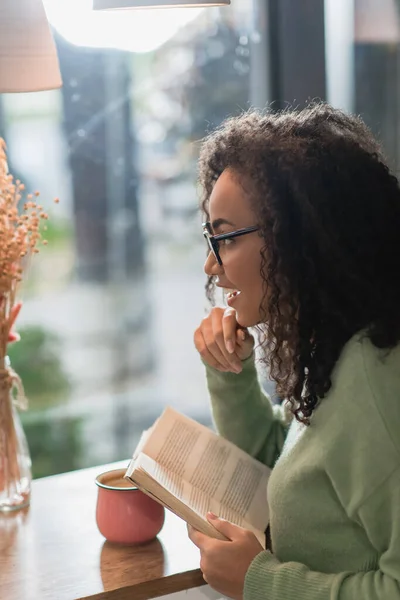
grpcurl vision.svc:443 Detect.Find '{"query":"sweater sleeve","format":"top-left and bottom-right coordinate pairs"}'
top-left (204, 356), bottom-right (290, 469)
top-left (244, 466), bottom-right (400, 600)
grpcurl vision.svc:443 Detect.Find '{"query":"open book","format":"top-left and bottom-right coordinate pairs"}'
top-left (125, 406), bottom-right (270, 547)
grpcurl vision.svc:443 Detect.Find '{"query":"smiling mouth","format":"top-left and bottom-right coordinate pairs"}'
top-left (223, 288), bottom-right (241, 301)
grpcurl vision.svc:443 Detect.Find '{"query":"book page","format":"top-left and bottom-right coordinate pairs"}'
top-left (129, 407), bottom-right (270, 534)
top-left (128, 453), bottom-right (266, 546)
top-left (131, 423), bottom-right (156, 461)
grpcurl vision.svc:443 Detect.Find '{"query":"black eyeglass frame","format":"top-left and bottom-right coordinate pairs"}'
top-left (202, 222), bottom-right (260, 266)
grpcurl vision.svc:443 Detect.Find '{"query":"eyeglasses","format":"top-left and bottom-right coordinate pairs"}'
top-left (202, 221), bottom-right (260, 266)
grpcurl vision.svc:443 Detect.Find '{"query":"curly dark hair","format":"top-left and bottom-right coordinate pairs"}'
top-left (198, 103), bottom-right (400, 425)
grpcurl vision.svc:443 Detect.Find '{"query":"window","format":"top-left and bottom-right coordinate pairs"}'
top-left (326, 0), bottom-right (400, 173)
top-left (1, 1), bottom-right (260, 477)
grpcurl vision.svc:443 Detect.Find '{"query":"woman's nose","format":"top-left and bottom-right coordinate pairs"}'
top-left (204, 251), bottom-right (223, 277)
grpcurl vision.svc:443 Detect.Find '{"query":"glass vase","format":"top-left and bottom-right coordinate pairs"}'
top-left (0, 360), bottom-right (31, 512)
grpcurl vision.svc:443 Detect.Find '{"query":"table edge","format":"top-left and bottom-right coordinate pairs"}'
top-left (79, 569), bottom-right (205, 600)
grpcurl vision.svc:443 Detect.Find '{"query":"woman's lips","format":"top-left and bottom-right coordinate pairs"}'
top-left (226, 290), bottom-right (241, 307)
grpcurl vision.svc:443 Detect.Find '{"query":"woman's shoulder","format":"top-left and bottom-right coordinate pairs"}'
top-left (342, 331), bottom-right (400, 401)
top-left (359, 334), bottom-right (400, 449)
top-left (333, 330), bottom-right (400, 384)
top-left (332, 331), bottom-right (400, 455)
top-left (315, 333), bottom-right (400, 511)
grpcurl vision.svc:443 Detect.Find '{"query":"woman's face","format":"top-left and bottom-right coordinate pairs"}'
top-left (204, 169), bottom-right (265, 327)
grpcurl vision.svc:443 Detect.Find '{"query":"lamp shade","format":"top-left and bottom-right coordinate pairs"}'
top-left (0, 0), bottom-right (62, 93)
top-left (93, 0), bottom-right (230, 8)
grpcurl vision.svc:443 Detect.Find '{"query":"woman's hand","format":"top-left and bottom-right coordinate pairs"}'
top-left (194, 307), bottom-right (254, 374)
top-left (188, 513), bottom-right (263, 600)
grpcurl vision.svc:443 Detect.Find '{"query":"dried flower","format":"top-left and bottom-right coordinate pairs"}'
top-left (0, 137), bottom-right (59, 507)
top-left (0, 138), bottom-right (56, 356)
top-left (0, 137), bottom-right (55, 353)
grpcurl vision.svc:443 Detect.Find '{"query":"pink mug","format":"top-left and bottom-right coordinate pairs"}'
top-left (95, 468), bottom-right (165, 545)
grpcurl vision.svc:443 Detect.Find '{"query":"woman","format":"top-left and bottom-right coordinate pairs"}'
top-left (188, 103), bottom-right (400, 600)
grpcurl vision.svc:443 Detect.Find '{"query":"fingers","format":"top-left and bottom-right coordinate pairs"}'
top-left (194, 307), bottom-right (253, 372)
top-left (222, 308), bottom-right (240, 354)
top-left (234, 327), bottom-right (255, 362)
top-left (194, 328), bottom-right (230, 371)
top-left (194, 308), bottom-right (240, 373)
top-left (211, 309), bottom-right (242, 373)
top-left (206, 513), bottom-right (239, 541)
top-left (187, 523), bottom-right (210, 550)
top-left (187, 524), bottom-right (209, 582)
top-left (236, 327), bottom-right (247, 344)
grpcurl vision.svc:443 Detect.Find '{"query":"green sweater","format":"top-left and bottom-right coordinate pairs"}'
top-left (205, 332), bottom-right (400, 600)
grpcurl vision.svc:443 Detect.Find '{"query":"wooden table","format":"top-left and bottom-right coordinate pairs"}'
top-left (0, 461), bottom-right (204, 600)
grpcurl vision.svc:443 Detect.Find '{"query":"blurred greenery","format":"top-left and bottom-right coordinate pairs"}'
top-left (8, 324), bottom-right (82, 478)
top-left (8, 325), bottom-right (71, 410)
top-left (22, 416), bottom-right (83, 479)
top-left (40, 218), bottom-right (73, 249)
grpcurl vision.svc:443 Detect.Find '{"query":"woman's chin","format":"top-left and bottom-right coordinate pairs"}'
top-left (235, 310), bottom-right (261, 329)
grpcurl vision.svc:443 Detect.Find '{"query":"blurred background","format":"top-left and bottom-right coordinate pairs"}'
top-left (1, 0), bottom-right (399, 477)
